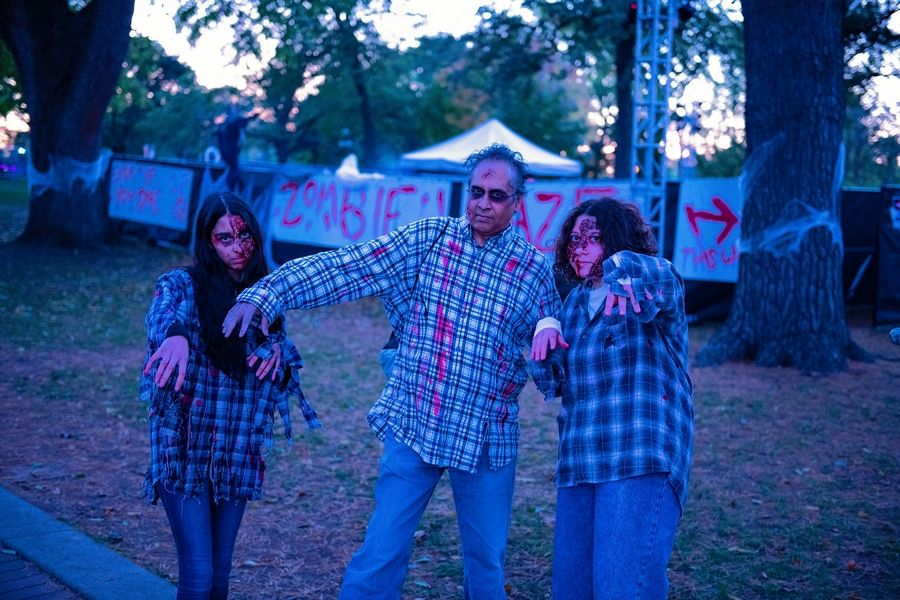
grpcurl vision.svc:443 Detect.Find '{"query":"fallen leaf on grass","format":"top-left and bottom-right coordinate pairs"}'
top-left (727, 546), bottom-right (758, 554)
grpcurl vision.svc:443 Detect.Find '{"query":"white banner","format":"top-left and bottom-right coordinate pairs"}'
top-left (269, 173), bottom-right (451, 247)
top-left (108, 160), bottom-right (193, 231)
top-left (513, 180), bottom-right (632, 253)
top-left (673, 178), bottom-right (742, 282)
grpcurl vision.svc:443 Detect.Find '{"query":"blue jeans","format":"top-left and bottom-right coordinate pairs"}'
top-left (158, 483), bottom-right (247, 600)
top-left (340, 433), bottom-right (516, 600)
top-left (553, 474), bottom-right (681, 600)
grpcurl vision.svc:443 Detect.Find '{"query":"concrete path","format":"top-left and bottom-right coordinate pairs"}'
top-left (0, 486), bottom-right (175, 600)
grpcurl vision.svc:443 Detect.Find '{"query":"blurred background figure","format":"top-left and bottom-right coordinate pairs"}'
top-left (217, 106), bottom-right (257, 191)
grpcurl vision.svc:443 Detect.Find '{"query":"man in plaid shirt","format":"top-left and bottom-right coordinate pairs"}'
top-left (223, 144), bottom-right (561, 599)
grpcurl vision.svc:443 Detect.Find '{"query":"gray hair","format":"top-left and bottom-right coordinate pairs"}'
top-left (464, 143), bottom-right (529, 194)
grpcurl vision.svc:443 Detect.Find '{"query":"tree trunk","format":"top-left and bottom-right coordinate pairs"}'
top-left (335, 19), bottom-right (376, 169)
top-left (351, 56), bottom-right (377, 169)
top-left (695, 0), bottom-right (861, 373)
top-left (613, 31), bottom-right (635, 179)
top-left (0, 0), bottom-right (135, 247)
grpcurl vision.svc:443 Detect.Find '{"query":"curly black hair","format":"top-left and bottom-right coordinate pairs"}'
top-left (553, 197), bottom-right (658, 282)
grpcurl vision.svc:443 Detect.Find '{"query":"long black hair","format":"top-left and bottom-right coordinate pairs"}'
top-left (188, 191), bottom-right (274, 377)
top-left (553, 197), bottom-right (658, 282)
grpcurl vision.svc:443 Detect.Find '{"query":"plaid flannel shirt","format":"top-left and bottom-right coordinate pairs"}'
top-left (141, 268), bottom-right (320, 504)
top-left (531, 251), bottom-right (694, 511)
top-left (237, 216), bottom-right (560, 473)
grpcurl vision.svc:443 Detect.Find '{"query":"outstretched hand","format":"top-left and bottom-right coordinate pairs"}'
top-left (530, 328), bottom-right (570, 361)
top-left (144, 335), bottom-right (189, 391)
top-left (604, 283), bottom-right (653, 317)
top-left (222, 301), bottom-right (270, 338)
top-left (248, 343), bottom-right (281, 381)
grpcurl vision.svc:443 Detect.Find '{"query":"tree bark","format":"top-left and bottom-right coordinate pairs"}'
top-left (613, 31), bottom-right (635, 179)
top-left (696, 0), bottom-right (858, 373)
top-left (335, 18), bottom-right (377, 169)
top-left (0, 0), bottom-right (135, 247)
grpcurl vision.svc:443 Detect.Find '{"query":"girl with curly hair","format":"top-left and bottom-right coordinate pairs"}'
top-left (531, 197), bottom-right (694, 599)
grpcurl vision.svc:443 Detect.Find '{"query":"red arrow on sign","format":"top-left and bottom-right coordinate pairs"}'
top-left (685, 196), bottom-right (739, 245)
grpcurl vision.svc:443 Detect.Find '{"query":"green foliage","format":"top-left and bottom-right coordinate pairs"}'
top-left (102, 35), bottom-right (224, 159)
top-left (125, 0), bottom-right (898, 185)
top-left (170, 1), bottom-right (588, 169)
top-left (841, 0), bottom-right (900, 187)
top-left (843, 89), bottom-right (900, 187)
top-left (843, 0), bottom-right (900, 82)
top-left (0, 39), bottom-right (23, 116)
top-left (176, 0), bottom-right (392, 167)
top-left (363, 36), bottom-right (470, 166)
top-left (696, 143), bottom-right (746, 178)
top-left (460, 11), bottom-right (587, 159)
top-left (520, 0), bottom-right (745, 176)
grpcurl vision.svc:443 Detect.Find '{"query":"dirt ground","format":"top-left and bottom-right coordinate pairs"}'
top-left (0, 237), bottom-right (898, 599)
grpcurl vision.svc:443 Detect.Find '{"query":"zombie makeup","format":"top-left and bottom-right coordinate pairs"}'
top-left (211, 213), bottom-right (256, 278)
top-left (567, 216), bottom-right (604, 280)
top-left (466, 160), bottom-right (520, 246)
top-left (212, 215), bottom-right (255, 256)
top-left (227, 214), bottom-right (255, 259)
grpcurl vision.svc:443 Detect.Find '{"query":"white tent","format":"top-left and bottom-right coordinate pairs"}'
top-left (399, 118), bottom-right (582, 177)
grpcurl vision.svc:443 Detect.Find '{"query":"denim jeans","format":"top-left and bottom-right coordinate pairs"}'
top-left (379, 348), bottom-right (397, 379)
top-left (552, 473), bottom-right (681, 600)
top-left (158, 482), bottom-right (247, 600)
top-left (339, 433), bottom-right (516, 600)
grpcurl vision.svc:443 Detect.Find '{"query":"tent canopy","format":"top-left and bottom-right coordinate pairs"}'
top-left (399, 118), bottom-right (583, 177)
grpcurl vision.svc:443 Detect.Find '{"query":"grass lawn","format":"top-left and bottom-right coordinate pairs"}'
top-left (0, 188), bottom-right (898, 599)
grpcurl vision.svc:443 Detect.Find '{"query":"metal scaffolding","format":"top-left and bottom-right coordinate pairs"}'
top-left (630, 0), bottom-right (675, 255)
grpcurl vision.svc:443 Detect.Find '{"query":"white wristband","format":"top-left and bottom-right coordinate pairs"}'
top-left (533, 316), bottom-right (561, 338)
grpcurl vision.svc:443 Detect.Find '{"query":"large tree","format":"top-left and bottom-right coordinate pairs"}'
top-left (695, 0), bottom-right (869, 372)
top-left (0, 0), bottom-right (135, 246)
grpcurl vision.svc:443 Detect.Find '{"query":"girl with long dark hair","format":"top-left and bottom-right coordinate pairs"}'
top-left (141, 192), bottom-right (319, 599)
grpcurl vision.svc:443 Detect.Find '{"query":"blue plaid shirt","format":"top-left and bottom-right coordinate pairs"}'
top-left (531, 251), bottom-right (694, 511)
top-left (237, 216), bottom-right (560, 472)
top-left (141, 268), bottom-right (320, 504)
